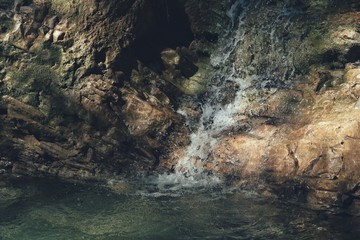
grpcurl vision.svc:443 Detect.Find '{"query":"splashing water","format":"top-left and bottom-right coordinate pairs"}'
top-left (156, 0), bottom-right (309, 188)
top-left (161, 1), bottom-right (252, 186)
top-left (3, 176), bottom-right (360, 240)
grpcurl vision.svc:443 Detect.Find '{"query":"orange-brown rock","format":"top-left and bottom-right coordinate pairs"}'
top-left (202, 61), bottom-right (360, 211)
top-left (1, 0), bottom-right (360, 213)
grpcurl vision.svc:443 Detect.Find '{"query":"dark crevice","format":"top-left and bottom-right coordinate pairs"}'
top-left (107, 1), bottom-right (134, 19)
top-left (0, 104), bottom-right (7, 115)
top-left (0, 0), bottom-right (14, 10)
top-left (111, 48), bottom-right (137, 78)
top-left (319, 45), bottom-right (360, 67)
top-left (0, 109), bottom-right (7, 115)
top-left (346, 45), bottom-right (360, 63)
top-left (315, 72), bottom-right (331, 92)
top-left (334, 0), bottom-right (360, 12)
top-left (195, 31), bottom-right (219, 43)
top-left (84, 65), bottom-right (104, 76)
top-left (320, 49), bottom-right (341, 63)
top-left (131, 0), bottom-right (194, 73)
top-left (94, 48), bottom-right (108, 63)
top-left (110, 0), bottom-right (195, 78)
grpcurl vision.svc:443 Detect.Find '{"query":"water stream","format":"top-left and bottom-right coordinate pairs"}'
top-left (1, 176), bottom-right (360, 240)
top-left (2, 2), bottom-right (360, 239)
top-left (159, 0), bottom-right (308, 185)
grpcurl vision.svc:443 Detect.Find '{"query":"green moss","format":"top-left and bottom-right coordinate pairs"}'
top-left (163, 57), bottom-right (211, 95)
top-left (281, 94), bottom-right (301, 115)
top-left (5, 40), bottom-right (67, 119)
top-left (33, 43), bottom-right (62, 66)
top-left (8, 63), bottom-right (67, 120)
top-left (0, 43), bottom-right (6, 62)
top-left (0, 20), bottom-right (12, 34)
top-left (10, 42), bottom-right (62, 95)
top-left (11, 65), bottom-right (57, 93)
top-left (49, 0), bottom-right (76, 16)
top-left (8, 64), bottom-right (59, 111)
top-left (307, 26), bottom-right (329, 52)
top-left (0, 10), bottom-right (12, 34)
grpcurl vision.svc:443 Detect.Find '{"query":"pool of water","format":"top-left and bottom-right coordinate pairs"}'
top-left (1, 176), bottom-right (360, 240)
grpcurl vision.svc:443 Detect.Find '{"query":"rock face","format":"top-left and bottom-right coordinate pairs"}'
top-left (196, 1), bottom-right (360, 213)
top-left (162, 0), bottom-right (360, 213)
top-left (1, 0), bottom-right (360, 213)
top-left (0, 0), bottom-right (193, 179)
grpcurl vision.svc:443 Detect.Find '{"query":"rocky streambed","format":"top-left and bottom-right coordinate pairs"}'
top-left (1, 0), bottom-right (360, 215)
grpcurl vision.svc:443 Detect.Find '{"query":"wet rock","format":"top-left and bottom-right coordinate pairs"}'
top-left (79, 75), bottom-right (122, 125)
top-left (1, 0), bottom-right (360, 213)
top-left (121, 87), bottom-right (175, 137)
top-left (160, 48), bottom-right (208, 95)
top-left (204, 69), bottom-right (360, 209)
top-left (184, 0), bottom-right (229, 38)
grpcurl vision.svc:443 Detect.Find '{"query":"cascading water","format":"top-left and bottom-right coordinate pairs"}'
top-left (156, 0), bottom-right (317, 189)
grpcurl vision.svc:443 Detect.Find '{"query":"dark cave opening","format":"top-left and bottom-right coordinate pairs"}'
top-left (321, 49), bottom-right (341, 64)
top-left (131, 0), bottom-right (194, 73)
top-left (346, 45), bottom-right (360, 63)
top-left (0, 105), bottom-right (7, 115)
top-left (319, 45), bottom-right (360, 69)
top-left (94, 48), bottom-right (108, 64)
top-left (110, 0), bottom-right (195, 78)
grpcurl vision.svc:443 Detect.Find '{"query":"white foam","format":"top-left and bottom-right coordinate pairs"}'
top-left (157, 0), bottom-right (253, 186)
top-left (154, 0), bottom-right (301, 189)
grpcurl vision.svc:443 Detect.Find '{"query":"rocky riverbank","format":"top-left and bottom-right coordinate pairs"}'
top-left (1, 0), bottom-right (360, 213)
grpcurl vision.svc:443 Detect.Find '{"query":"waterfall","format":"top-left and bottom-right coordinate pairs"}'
top-left (156, 0), bottom-right (308, 189)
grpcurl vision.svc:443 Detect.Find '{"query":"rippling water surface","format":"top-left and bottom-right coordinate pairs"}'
top-left (1, 176), bottom-right (360, 240)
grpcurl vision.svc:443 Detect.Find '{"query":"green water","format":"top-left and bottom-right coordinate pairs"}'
top-left (1, 176), bottom-right (360, 240)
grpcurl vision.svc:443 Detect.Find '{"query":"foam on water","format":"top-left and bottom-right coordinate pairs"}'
top-left (169, 0), bottom-right (252, 182)
top-left (3, 176), bottom-right (359, 240)
top-left (154, 0), bottom-right (303, 189)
